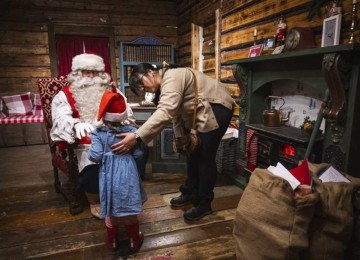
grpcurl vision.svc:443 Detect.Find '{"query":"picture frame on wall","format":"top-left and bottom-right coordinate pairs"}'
top-left (321, 14), bottom-right (342, 47)
top-left (248, 44), bottom-right (263, 58)
top-left (263, 37), bottom-right (276, 49)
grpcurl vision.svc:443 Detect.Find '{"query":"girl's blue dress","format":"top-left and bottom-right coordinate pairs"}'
top-left (88, 125), bottom-right (147, 219)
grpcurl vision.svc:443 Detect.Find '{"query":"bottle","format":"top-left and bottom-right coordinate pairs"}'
top-left (328, 1), bottom-right (341, 17)
top-left (275, 17), bottom-right (287, 47)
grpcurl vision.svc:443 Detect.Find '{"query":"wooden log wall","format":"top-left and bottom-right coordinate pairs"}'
top-left (176, 0), bottom-right (360, 95)
top-left (220, 0), bottom-right (359, 80)
top-left (1, 0), bottom-right (359, 100)
top-left (0, 0), bottom-right (177, 95)
top-left (176, 0), bottom-right (221, 71)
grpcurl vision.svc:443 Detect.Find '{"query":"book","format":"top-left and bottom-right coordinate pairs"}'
top-left (318, 166), bottom-right (351, 183)
top-left (268, 162), bottom-right (301, 190)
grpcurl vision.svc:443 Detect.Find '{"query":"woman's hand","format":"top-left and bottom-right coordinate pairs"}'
top-left (111, 132), bottom-right (136, 154)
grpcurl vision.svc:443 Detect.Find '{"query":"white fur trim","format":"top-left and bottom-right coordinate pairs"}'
top-left (71, 53), bottom-right (105, 72)
top-left (103, 111), bottom-right (128, 122)
top-left (93, 119), bottom-right (104, 128)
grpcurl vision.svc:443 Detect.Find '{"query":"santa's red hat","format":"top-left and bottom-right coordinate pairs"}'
top-left (97, 91), bottom-right (127, 122)
top-left (71, 52), bottom-right (105, 72)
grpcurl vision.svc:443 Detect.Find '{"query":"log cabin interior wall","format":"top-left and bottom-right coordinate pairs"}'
top-left (176, 0), bottom-right (221, 75)
top-left (0, 0), bottom-right (359, 126)
top-left (176, 0), bottom-right (359, 98)
top-left (0, 0), bottom-right (177, 94)
top-left (220, 0), bottom-right (359, 79)
top-left (2, 0), bottom-right (358, 95)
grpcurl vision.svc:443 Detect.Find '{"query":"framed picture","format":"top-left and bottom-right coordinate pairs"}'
top-left (160, 128), bottom-right (179, 159)
top-left (263, 37), bottom-right (276, 49)
top-left (248, 44), bottom-right (263, 58)
top-left (321, 14), bottom-right (342, 47)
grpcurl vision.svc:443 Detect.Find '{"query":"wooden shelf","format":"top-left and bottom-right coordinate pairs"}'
top-left (118, 37), bottom-right (174, 103)
top-left (225, 43), bottom-right (360, 66)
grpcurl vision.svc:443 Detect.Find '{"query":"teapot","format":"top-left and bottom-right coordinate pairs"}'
top-left (263, 96), bottom-right (290, 127)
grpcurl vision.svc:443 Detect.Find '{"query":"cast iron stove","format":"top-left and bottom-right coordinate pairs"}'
top-left (247, 124), bottom-right (323, 170)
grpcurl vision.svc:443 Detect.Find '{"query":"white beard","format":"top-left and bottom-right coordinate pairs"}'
top-left (69, 75), bottom-right (111, 124)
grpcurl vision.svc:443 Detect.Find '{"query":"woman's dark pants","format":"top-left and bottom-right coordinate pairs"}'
top-left (182, 103), bottom-right (233, 207)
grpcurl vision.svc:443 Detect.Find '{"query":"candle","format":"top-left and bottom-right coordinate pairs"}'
top-left (254, 29), bottom-right (257, 37)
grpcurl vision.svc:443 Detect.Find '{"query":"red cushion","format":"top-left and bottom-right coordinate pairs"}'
top-left (289, 159), bottom-right (311, 185)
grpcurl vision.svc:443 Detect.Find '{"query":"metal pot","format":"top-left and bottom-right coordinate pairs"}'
top-left (263, 96), bottom-right (289, 127)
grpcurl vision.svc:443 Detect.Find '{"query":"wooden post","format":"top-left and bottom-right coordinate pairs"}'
top-left (191, 23), bottom-right (200, 70)
top-left (215, 9), bottom-right (221, 80)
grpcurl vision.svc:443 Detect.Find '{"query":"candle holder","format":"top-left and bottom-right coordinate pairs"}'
top-left (253, 34), bottom-right (258, 45)
top-left (348, 1), bottom-right (358, 44)
top-left (253, 29), bottom-right (258, 45)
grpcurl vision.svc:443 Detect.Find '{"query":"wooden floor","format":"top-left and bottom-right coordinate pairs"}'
top-left (0, 144), bottom-right (242, 259)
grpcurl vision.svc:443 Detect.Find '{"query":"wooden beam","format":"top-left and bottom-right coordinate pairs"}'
top-left (215, 8), bottom-right (221, 79)
top-left (191, 23), bottom-right (200, 70)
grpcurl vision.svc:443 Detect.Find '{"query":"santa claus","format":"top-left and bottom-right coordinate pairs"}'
top-left (50, 52), bottom-right (147, 218)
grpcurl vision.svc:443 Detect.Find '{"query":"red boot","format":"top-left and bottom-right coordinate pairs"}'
top-left (126, 223), bottom-right (144, 252)
top-left (105, 225), bottom-right (118, 251)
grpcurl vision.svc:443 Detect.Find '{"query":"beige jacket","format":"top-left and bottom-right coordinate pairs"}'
top-left (137, 68), bottom-right (234, 144)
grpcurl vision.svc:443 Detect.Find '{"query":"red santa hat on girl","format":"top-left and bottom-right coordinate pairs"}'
top-left (71, 52), bottom-right (105, 72)
top-left (97, 91), bottom-right (127, 122)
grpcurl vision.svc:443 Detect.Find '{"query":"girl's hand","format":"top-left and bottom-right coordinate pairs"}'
top-left (111, 132), bottom-right (136, 154)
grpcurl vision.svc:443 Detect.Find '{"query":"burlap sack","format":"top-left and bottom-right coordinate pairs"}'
top-left (233, 168), bottom-right (320, 260)
top-left (307, 163), bottom-right (359, 259)
top-left (348, 189), bottom-right (360, 259)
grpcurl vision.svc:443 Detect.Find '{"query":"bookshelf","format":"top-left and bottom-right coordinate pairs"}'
top-left (119, 37), bottom-right (174, 103)
top-left (119, 37), bottom-right (184, 173)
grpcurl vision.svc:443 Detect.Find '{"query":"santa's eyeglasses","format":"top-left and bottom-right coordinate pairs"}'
top-left (81, 70), bottom-right (100, 76)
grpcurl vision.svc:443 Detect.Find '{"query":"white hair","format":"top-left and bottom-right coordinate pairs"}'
top-left (68, 71), bottom-right (113, 124)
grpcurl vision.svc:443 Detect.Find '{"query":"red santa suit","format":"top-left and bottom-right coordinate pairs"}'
top-left (50, 53), bottom-right (136, 173)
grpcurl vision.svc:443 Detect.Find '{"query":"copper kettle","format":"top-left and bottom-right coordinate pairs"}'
top-left (263, 96), bottom-right (290, 127)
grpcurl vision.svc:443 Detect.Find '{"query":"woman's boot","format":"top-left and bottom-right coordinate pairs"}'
top-left (183, 202), bottom-right (212, 221)
top-left (105, 225), bottom-right (118, 251)
top-left (126, 223), bottom-right (144, 252)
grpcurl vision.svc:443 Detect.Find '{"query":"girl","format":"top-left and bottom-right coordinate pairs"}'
top-left (88, 90), bottom-right (147, 252)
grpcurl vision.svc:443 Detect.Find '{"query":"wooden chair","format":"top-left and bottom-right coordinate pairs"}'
top-left (37, 77), bottom-right (84, 215)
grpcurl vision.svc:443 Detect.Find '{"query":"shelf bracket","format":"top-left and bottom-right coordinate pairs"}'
top-left (322, 52), bottom-right (351, 123)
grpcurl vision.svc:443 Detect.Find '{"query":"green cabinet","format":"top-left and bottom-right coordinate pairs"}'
top-left (132, 109), bottom-right (186, 174)
top-left (152, 127), bottom-right (187, 173)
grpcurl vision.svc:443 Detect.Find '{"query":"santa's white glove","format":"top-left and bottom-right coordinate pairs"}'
top-left (74, 122), bottom-right (94, 139)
